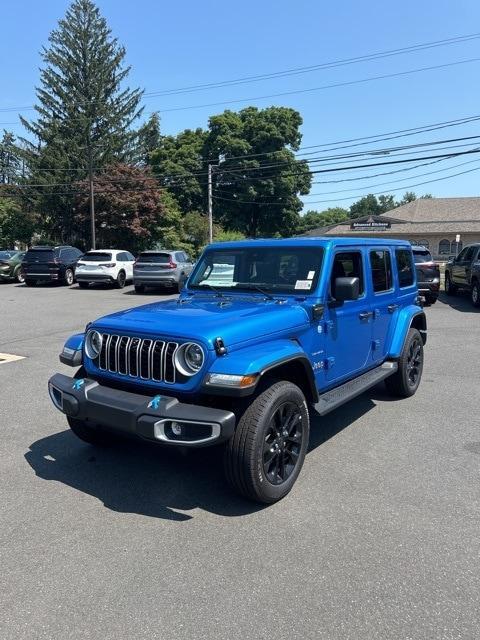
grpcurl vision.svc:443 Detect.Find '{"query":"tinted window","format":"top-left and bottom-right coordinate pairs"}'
top-left (370, 250), bottom-right (393, 292)
top-left (116, 252), bottom-right (127, 261)
top-left (126, 252), bottom-right (135, 261)
top-left (137, 252), bottom-right (171, 264)
top-left (463, 246), bottom-right (476, 262)
top-left (0, 251), bottom-right (15, 260)
top-left (25, 248), bottom-right (54, 262)
top-left (81, 252), bottom-right (113, 262)
top-left (413, 249), bottom-right (433, 264)
top-left (456, 247), bottom-right (469, 262)
top-left (396, 249), bottom-right (415, 288)
top-left (330, 252), bottom-right (364, 297)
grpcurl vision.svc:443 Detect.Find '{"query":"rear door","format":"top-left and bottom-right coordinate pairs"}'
top-left (369, 248), bottom-right (397, 363)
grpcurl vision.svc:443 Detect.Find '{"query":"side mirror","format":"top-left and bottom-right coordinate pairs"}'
top-left (333, 276), bottom-right (360, 302)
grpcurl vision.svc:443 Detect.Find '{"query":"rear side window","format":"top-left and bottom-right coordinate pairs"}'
top-left (396, 249), bottom-right (415, 288)
top-left (370, 250), bottom-right (393, 293)
top-left (413, 249), bottom-right (433, 264)
top-left (25, 249), bottom-right (54, 262)
top-left (137, 252), bottom-right (171, 264)
top-left (330, 252), bottom-right (364, 297)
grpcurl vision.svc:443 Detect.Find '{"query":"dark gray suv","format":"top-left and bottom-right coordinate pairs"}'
top-left (133, 250), bottom-right (194, 293)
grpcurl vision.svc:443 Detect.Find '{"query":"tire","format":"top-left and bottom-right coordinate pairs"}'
top-left (445, 272), bottom-right (456, 295)
top-left (115, 270), bottom-right (126, 289)
top-left (67, 416), bottom-right (112, 446)
top-left (224, 380), bottom-right (310, 504)
top-left (64, 268), bottom-right (74, 286)
top-left (424, 294), bottom-right (437, 306)
top-left (385, 328), bottom-right (424, 398)
top-left (15, 268), bottom-right (25, 284)
top-left (471, 281), bottom-right (480, 308)
top-left (25, 279), bottom-right (37, 287)
top-left (134, 284), bottom-right (145, 293)
top-left (78, 281), bottom-right (89, 289)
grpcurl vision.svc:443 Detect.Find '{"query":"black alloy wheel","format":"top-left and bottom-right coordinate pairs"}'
top-left (263, 401), bottom-right (303, 485)
top-left (406, 336), bottom-right (422, 387)
top-left (471, 281), bottom-right (480, 308)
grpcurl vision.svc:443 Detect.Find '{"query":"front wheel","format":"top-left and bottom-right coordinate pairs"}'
top-left (471, 281), bottom-right (480, 308)
top-left (385, 328), bottom-right (424, 398)
top-left (67, 416), bottom-right (112, 446)
top-left (445, 273), bottom-right (456, 295)
top-left (15, 268), bottom-right (25, 284)
top-left (134, 284), bottom-right (145, 293)
top-left (224, 381), bottom-right (310, 504)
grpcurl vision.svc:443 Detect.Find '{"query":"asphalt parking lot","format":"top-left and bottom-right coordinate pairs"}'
top-left (1, 281), bottom-right (479, 640)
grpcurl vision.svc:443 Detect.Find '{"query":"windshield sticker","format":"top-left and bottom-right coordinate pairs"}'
top-left (307, 271), bottom-right (315, 279)
top-left (295, 280), bottom-right (312, 290)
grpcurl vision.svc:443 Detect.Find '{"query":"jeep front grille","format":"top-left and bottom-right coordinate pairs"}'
top-left (98, 334), bottom-right (179, 383)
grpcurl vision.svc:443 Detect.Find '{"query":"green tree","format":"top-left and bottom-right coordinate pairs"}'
top-left (205, 107), bottom-right (311, 237)
top-left (73, 164), bottom-right (166, 253)
top-left (0, 131), bottom-right (22, 184)
top-left (20, 0), bottom-right (143, 243)
top-left (296, 207), bottom-right (349, 234)
top-left (0, 197), bottom-right (37, 246)
top-left (136, 113), bottom-right (161, 165)
top-left (349, 194), bottom-right (397, 218)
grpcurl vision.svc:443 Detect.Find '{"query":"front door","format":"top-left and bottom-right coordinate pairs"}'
top-left (368, 248), bottom-right (397, 362)
top-left (452, 246), bottom-right (472, 285)
top-left (325, 249), bottom-right (373, 384)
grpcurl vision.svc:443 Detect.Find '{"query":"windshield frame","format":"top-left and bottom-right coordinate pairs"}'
top-left (188, 245), bottom-right (324, 296)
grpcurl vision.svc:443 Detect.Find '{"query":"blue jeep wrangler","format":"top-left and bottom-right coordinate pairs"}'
top-left (49, 238), bottom-right (426, 503)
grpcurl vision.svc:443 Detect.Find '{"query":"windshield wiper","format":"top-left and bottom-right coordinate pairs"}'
top-left (192, 283), bottom-right (226, 297)
top-left (234, 284), bottom-right (275, 300)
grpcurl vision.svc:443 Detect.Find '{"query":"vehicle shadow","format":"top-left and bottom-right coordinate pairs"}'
top-left (25, 389), bottom-right (380, 520)
top-left (438, 291), bottom-right (479, 313)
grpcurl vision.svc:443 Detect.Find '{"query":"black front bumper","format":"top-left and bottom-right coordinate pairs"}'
top-left (48, 373), bottom-right (236, 447)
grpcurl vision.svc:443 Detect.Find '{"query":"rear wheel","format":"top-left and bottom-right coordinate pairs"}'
top-left (134, 284), bottom-right (145, 293)
top-left (224, 381), bottom-right (310, 504)
top-left (471, 280), bottom-right (480, 308)
top-left (25, 279), bottom-right (37, 287)
top-left (385, 328), bottom-right (424, 398)
top-left (15, 268), bottom-right (25, 284)
top-left (115, 270), bottom-right (126, 289)
top-left (445, 272), bottom-right (456, 295)
top-left (64, 268), bottom-right (74, 286)
top-left (78, 281), bottom-right (89, 289)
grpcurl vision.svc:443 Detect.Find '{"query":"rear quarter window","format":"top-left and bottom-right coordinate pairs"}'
top-left (396, 249), bottom-right (415, 287)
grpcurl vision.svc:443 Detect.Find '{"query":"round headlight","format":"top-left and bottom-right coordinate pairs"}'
top-left (85, 330), bottom-right (103, 360)
top-left (174, 342), bottom-right (205, 376)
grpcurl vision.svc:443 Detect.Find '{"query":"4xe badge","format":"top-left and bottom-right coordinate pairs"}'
top-left (148, 395), bottom-right (162, 410)
top-left (72, 378), bottom-right (85, 390)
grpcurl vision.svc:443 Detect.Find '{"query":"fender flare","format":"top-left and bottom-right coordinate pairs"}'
top-left (388, 308), bottom-right (427, 359)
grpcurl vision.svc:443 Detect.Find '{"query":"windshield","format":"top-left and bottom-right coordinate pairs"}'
top-left (413, 249), bottom-right (433, 263)
top-left (0, 251), bottom-right (15, 260)
top-left (189, 246), bottom-right (324, 294)
top-left (80, 252), bottom-right (112, 262)
top-left (137, 252), bottom-right (171, 264)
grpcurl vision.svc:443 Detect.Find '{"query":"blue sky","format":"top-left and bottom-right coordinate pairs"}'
top-left (1, 0), bottom-right (480, 210)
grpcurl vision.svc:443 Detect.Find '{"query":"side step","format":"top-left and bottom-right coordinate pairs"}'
top-left (313, 361), bottom-right (398, 416)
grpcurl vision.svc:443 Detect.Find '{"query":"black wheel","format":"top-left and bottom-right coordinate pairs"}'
top-left (424, 294), bottom-right (437, 306)
top-left (134, 284), bottom-right (145, 293)
top-left (64, 268), bottom-right (74, 286)
top-left (15, 268), bottom-right (25, 284)
top-left (385, 328), bottom-right (424, 398)
top-left (471, 281), bottom-right (480, 308)
top-left (445, 272), bottom-right (456, 295)
top-left (67, 416), bottom-right (112, 446)
top-left (224, 381), bottom-right (310, 504)
top-left (25, 279), bottom-right (37, 287)
top-left (115, 270), bottom-right (126, 289)
top-left (78, 281), bottom-right (89, 289)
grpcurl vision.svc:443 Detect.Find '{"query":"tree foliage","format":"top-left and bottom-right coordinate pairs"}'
top-left (0, 196), bottom-right (37, 247)
top-left (20, 0), bottom-right (143, 242)
top-left (0, 131), bottom-right (22, 184)
top-left (296, 207), bottom-right (349, 233)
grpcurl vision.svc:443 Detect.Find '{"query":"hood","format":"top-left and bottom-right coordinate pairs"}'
top-left (91, 295), bottom-right (310, 349)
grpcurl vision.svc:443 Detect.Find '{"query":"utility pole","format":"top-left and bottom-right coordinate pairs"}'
top-left (88, 144), bottom-right (96, 250)
top-left (207, 162), bottom-right (213, 244)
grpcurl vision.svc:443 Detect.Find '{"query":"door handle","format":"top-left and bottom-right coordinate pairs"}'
top-left (387, 304), bottom-right (399, 313)
top-left (359, 311), bottom-right (373, 320)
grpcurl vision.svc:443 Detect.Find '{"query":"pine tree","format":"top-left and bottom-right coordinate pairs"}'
top-left (0, 131), bottom-right (22, 184)
top-left (20, 0), bottom-right (143, 242)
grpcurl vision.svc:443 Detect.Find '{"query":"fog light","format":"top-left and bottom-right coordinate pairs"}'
top-left (171, 421), bottom-right (183, 436)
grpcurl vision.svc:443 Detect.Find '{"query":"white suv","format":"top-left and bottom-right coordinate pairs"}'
top-left (75, 250), bottom-right (135, 289)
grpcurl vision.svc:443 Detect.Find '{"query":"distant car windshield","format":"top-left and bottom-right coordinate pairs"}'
top-left (413, 249), bottom-right (433, 263)
top-left (80, 252), bottom-right (112, 262)
top-left (0, 251), bottom-right (15, 260)
top-left (189, 246), bottom-right (324, 294)
top-left (137, 252), bottom-right (171, 264)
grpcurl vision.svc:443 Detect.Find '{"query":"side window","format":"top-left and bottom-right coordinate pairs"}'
top-left (463, 246), bottom-right (475, 262)
top-left (176, 252), bottom-right (185, 262)
top-left (396, 249), bottom-right (414, 288)
top-left (456, 247), bottom-right (468, 262)
top-left (184, 253), bottom-right (190, 263)
top-left (58, 249), bottom-right (66, 261)
top-left (118, 252), bottom-right (128, 262)
top-left (370, 250), bottom-right (393, 293)
top-left (330, 252), bottom-right (364, 298)
top-left (126, 252), bottom-right (135, 261)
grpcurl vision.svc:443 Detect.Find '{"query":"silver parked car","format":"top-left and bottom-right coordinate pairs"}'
top-left (133, 250), bottom-right (194, 293)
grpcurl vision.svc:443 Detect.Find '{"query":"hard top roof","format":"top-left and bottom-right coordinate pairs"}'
top-left (208, 236), bottom-right (411, 250)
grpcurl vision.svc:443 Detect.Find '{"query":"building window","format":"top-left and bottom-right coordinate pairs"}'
top-left (417, 239), bottom-right (429, 248)
top-left (451, 240), bottom-right (462, 253)
top-left (439, 239), bottom-right (450, 254)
